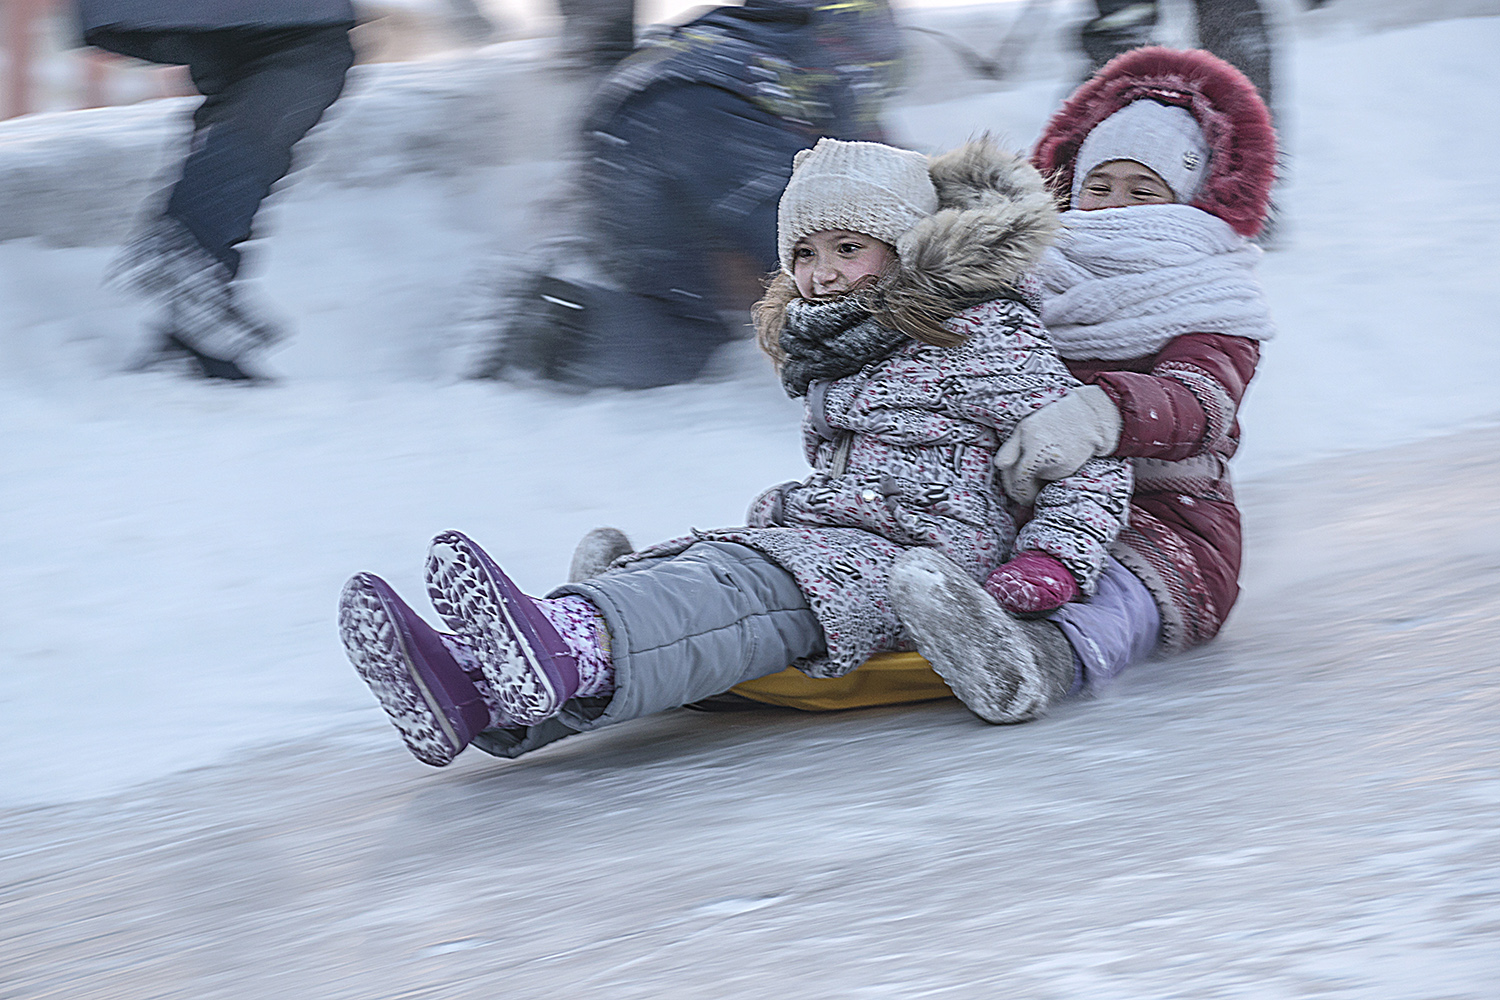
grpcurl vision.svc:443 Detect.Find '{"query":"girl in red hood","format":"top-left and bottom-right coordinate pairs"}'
top-left (888, 46), bottom-right (1277, 724)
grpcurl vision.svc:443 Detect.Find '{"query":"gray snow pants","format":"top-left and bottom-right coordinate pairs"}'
top-left (469, 541), bottom-right (825, 759)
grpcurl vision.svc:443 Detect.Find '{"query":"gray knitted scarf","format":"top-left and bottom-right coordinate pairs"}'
top-left (778, 294), bottom-right (910, 398)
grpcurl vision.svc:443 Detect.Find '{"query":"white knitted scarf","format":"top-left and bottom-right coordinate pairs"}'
top-left (1034, 204), bottom-right (1275, 360)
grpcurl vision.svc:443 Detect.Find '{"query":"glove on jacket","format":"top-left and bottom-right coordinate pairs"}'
top-left (995, 383), bottom-right (1122, 504)
top-left (985, 551), bottom-right (1081, 615)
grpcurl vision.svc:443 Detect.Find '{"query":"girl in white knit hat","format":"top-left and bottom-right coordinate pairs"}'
top-left (337, 136), bottom-right (1132, 768)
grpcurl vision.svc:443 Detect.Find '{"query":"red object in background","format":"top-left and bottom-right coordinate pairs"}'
top-left (82, 48), bottom-right (109, 108)
top-left (2, 0), bottom-right (194, 119)
top-left (4, 0), bottom-right (46, 118)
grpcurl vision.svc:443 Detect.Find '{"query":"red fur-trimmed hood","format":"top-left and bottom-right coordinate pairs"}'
top-left (1032, 47), bottom-right (1276, 237)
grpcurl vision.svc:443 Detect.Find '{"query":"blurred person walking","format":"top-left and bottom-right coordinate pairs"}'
top-left (557, 0), bottom-right (636, 72)
top-left (1079, 0), bottom-right (1275, 113)
top-left (82, 1), bottom-right (356, 380)
top-left (478, 0), bottom-right (902, 390)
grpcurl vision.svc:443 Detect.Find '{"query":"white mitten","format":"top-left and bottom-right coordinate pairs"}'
top-left (995, 384), bottom-right (1122, 504)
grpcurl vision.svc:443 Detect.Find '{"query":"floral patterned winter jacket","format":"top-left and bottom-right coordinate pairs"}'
top-left (623, 142), bottom-right (1133, 677)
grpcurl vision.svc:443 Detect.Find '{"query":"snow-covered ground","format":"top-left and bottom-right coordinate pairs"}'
top-left (2, 7), bottom-right (1499, 812)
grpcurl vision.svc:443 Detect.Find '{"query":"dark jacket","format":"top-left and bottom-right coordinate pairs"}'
top-left (584, 0), bottom-right (901, 144)
top-left (79, 0), bottom-right (355, 37)
top-left (572, 0), bottom-right (902, 332)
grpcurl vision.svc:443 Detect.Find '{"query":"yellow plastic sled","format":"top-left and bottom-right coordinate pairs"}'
top-left (729, 651), bottom-right (954, 711)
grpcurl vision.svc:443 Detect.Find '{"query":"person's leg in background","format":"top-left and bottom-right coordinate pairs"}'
top-left (104, 26), bottom-right (354, 379)
top-left (1079, 0), bottom-right (1160, 73)
top-left (1080, 0), bottom-right (1272, 115)
top-left (167, 27), bottom-right (354, 279)
top-left (556, 0), bottom-right (636, 72)
top-left (443, 0), bottom-right (502, 44)
top-left (1191, 0), bottom-right (1284, 244)
top-left (1192, 0), bottom-right (1273, 112)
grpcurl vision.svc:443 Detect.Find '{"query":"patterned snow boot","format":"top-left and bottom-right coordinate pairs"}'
top-left (425, 530), bottom-right (584, 727)
top-left (339, 572), bottom-right (500, 766)
top-left (888, 547), bottom-right (1077, 724)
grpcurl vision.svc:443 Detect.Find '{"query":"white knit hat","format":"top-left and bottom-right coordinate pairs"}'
top-left (1071, 99), bottom-right (1211, 205)
top-left (777, 138), bottom-right (940, 272)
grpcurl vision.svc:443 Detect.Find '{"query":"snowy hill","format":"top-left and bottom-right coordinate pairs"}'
top-left (3, 8), bottom-right (1500, 1000)
top-left (2, 7), bottom-right (1499, 809)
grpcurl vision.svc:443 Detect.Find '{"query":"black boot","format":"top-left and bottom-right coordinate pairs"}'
top-left (474, 275), bottom-right (730, 390)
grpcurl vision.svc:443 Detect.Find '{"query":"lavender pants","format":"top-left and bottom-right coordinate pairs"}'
top-left (1048, 556), bottom-right (1161, 691)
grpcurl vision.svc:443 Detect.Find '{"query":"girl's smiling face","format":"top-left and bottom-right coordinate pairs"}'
top-left (791, 229), bottom-right (897, 300)
top-left (1075, 159), bottom-right (1176, 210)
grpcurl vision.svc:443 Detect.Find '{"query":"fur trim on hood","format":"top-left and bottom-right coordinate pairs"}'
top-left (755, 136), bottom-right (1058, 363)
top-left (1032, 47), bottom-right (1277, 238)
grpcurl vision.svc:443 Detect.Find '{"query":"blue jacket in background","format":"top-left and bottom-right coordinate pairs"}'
top-left (586, 0), bottom-right (901, 144)
top-left (496, 0), bottom-right (907, 389)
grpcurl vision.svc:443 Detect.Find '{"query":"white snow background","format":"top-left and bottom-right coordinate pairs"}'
top-left (2, 5), bottom-right (1498, 807)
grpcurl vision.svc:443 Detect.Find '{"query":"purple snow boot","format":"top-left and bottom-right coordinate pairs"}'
top-left (425, 531), bottom-right (583, 727)
top-left (339, 572), bottom-right (496, 767)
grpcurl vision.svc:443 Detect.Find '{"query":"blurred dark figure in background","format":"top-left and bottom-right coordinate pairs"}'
top-left (558, 0), bottom-right (637, 72)
top-left (437, 0), bottom-right (635, 70)
top-left (1080, 1), bottom-right (1273, 113)
top-left (443, 0), bottom-right (504, 44)
top-left (1077, 1), bottom-right (1334, 247)
top-left (82, 1), bottom-right (356, 381)
top-left (480, 0), bottom-right (901, 390)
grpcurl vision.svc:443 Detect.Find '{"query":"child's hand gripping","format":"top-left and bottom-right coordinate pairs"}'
top-left (985, 551), bottom-right (1080, 615)
top-left (996, 384), bottom-right (1122, 504)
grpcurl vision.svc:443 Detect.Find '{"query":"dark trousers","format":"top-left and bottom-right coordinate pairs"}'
top-left (89, 26), bottom-right (354, 276)
top-left (557, 0), bottom-right (637, 70)
top-left (1082, 0), bottom-right (1273, 115)
top-left (567, 84), bottom-right (812, 386)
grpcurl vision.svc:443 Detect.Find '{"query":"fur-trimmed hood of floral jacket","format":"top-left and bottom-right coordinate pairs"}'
top-left (756, 136), bottom-right (1064, 371)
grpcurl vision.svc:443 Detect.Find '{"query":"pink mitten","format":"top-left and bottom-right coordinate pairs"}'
top-left (984, 551), bottom-right (1081, 615)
